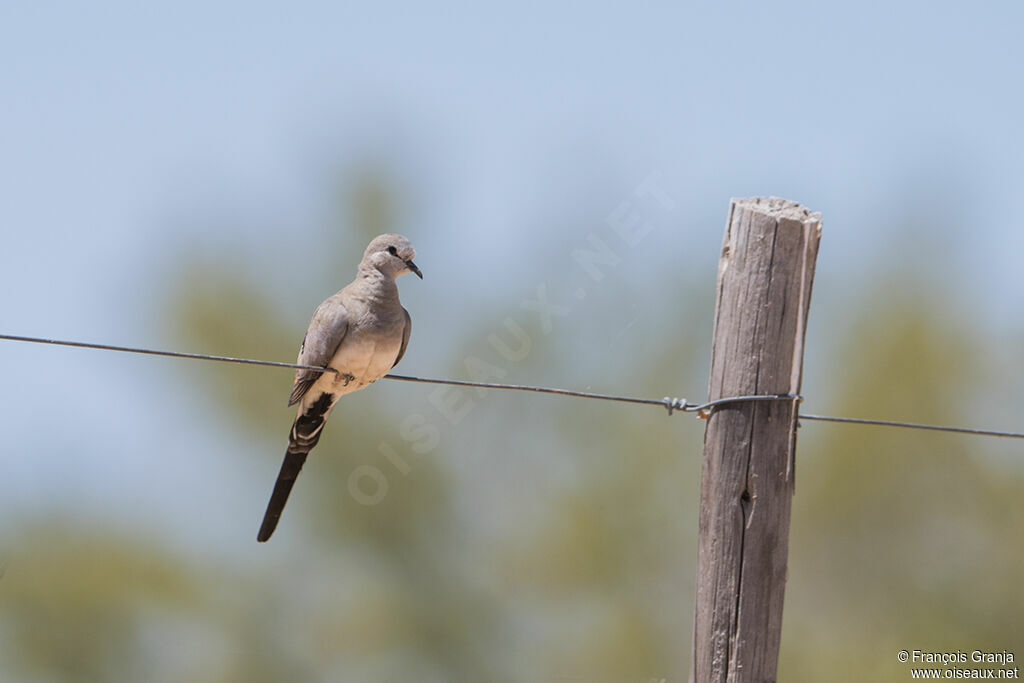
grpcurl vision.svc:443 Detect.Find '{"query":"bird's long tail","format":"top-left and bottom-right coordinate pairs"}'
top-left (257, 393), bottom-right (334, 542)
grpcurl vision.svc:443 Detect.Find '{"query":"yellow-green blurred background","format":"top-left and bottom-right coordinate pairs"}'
top-left (2, 2), bottom-right (1023, 681)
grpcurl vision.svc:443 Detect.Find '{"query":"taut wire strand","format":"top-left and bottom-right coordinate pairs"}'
top-left (797, 414), bottom-right (1024, 439)
top-left (0, 333), bottom-right (339, 375)
top-left (2, 333), bottom-right (1023, 440)
top-left (384, 373), bottom-right (678, 407)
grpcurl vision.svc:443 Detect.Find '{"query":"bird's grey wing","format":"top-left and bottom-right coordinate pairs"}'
top-left (392, 307), bottom-right (412, 368)
top-left (288, 297), bottom-right (349, 406)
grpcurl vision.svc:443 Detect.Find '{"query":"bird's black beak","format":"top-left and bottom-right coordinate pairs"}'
top-left (406, 260), bottom-right (423, 279)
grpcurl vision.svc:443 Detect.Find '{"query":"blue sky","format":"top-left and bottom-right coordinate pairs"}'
top-left (2, 1), bottom-right (1023, 546)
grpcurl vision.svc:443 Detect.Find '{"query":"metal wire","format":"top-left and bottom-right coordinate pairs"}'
top-left (687, 394), bottom-right (802, 413)
top-left (386, 373), bottom-right (681, 408)
top-left (2, 333), bottom-right (1023, 440)
top-left (798, 414), bottom-right (1024, 440)
top-left (0, 333), bottom-right (339, 375)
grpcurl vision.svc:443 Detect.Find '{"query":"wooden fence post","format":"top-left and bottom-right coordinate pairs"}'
top-left (690, 198), bottom-right (822, 683)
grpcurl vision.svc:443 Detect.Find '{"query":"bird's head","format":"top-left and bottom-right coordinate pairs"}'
top-left (363, 234), bottom-right (422, 280)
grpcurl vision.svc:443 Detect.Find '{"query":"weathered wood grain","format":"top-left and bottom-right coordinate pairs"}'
top-left (690, 197), bottom-right (822, 683)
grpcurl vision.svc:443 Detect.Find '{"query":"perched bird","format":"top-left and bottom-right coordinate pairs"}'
top-left (257, 234), bottom-right (422, 542)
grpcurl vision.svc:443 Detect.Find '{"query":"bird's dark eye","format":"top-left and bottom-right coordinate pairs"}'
top-left (387, 246), bottom-right (397, 256)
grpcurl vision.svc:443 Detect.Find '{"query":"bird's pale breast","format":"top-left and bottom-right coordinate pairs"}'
top-left (323, 325), bottom-right (403, 396)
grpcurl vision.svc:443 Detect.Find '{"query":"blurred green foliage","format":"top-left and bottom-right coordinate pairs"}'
top-left (2, 172), bottom-right (1022, 682)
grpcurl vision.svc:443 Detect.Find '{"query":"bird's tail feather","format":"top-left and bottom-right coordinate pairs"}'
top-left (257, 394), bottom-right (335, 542)
top-left (257, 447), bottom-right (310, 542)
